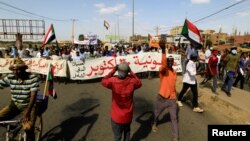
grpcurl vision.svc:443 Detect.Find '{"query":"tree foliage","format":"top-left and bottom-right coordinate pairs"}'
top-left (205, 39), bottom-right (212, 47)
top-left (78, 34), bottom-right (84, 41)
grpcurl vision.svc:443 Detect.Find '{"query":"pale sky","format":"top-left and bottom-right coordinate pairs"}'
top-left (0, 0), bottom-right (250, 41)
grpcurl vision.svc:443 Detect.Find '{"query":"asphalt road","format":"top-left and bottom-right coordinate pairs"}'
top-left (0, 76), bottom-right (235, 141)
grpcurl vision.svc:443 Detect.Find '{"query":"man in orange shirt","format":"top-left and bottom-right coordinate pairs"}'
top-left (152, 40), bottom-right (179, 141)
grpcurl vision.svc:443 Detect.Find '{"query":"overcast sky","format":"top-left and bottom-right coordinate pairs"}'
top-left (0, 0), bottom-right (250, 41)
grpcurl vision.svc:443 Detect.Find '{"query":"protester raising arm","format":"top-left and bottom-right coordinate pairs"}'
top-left (101, 64), bottom-right (142, 89)
top-left (101, 62), bottom-right (142, 141)
top-left (159, 39), bottom-right (167, 74)
top-left (101, 65), bottom-right (118, 89)
top-left (128, 67), bottom-right (142, 89)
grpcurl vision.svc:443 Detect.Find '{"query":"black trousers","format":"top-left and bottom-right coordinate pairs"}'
top-left (178, 82), bottom-right (199, 108)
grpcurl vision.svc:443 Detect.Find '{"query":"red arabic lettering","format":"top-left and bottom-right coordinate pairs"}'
top-left (86, 66), bottom-right (99, 77)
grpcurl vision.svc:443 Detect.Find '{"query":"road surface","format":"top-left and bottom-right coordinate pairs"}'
top-left (0, 76), bottom-right (248, 141)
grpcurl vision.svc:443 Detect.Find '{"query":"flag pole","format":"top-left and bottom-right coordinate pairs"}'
top-left (43, 63), bottom-right (50, 99)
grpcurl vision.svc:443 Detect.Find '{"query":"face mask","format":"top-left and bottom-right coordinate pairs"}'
top-left (167, 59), bottom-right (174, 68)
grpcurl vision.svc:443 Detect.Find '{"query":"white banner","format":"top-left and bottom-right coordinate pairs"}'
top-left (0, 53), bottom-right (181, 80)
top-left (0, 58), bottom-right (67, 77)
top-left (30, 58), bottom-right (67, 77)
top-left (68, 52), bottom-right (182, 80)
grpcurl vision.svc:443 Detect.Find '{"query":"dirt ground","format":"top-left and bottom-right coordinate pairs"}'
top-left (176, 75), bottom-right (250, 124)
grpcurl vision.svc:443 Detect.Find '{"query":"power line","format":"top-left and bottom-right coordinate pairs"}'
top-left (160, 0), bottom-right (249, 32)
top-left (197, 4), bottom-right (250, 24)
top-left (0, 1), bottom-right (69, 21)
top-left (187, 0), bottom-right (240, 21)
top-left (194, 0), bottom-right (247, 23)
top-left (0, 6), bottom-right (39, 19)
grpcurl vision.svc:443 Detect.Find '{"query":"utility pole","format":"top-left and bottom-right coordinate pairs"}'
top-left (71, 19), bottom-right (78, 45)
top-left (115, 24), bottom-right (117, 43)
top-left (117, 14), bottom-right (120, 42)
top-left (154, 25), bottom-right (161, 36)
top-left (204, 34), bottom-right (207, 48)
top-left (132, 0), bottom-right (134, 41)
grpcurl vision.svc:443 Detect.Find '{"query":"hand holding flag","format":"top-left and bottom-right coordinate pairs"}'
top-left (43, 63), bottom-right (57, 99)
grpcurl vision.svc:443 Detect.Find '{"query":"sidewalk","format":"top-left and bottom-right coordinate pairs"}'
top-left (176, 75), bottom-right (250, 123)
top-left (197, 75), bottom-right (250, 113)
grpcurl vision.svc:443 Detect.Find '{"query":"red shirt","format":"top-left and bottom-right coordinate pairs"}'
top-left (101, 69), bottom-right (142, 124)
top-left (208, 56), bottom-right (218, 75)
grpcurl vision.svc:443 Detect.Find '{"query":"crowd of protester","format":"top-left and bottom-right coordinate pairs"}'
top-left (197, 46), bottom-right (250, 95)
top-left (1, 41), bottom-right (250, 141)
top-left (1, 42), bottom-right (250, 87)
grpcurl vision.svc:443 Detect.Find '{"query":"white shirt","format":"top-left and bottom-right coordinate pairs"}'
top-left (36, 52), bottom-right (42, 58)
top-left (50, 55), bottom-right (62, 60)
top-left (43, 49), bottom-right (50, 57)
top-left (205, 49), bottom-right (211, 63)
top-left (217, 54), bottom-right (221, 64)
top-left (18, 49), bottom-right (24, 58)
top-left (72, 55), bottom-right (83, 61)
top-left (183, 60), bottom-right (197, 84)
top-left (137, 50), bottom-right (144, 54)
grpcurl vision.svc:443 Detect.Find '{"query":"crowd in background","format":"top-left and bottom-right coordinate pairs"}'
top-left (0, 43), bottom-right (250, 89)
top-left (1, 42), bottom-right (250, 141)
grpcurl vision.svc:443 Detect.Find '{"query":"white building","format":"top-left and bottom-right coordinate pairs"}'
top-left (174, 35), bottom-right (190, 46)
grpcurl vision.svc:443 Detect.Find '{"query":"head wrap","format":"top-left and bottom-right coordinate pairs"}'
top-left (212, 50), bottom-right (218, 56)
top-left (167, 55), bottom-right (174, 61)
top-left (9, 57), bottom-right (28, 71)
top-left (231, 49), bottom-right (237, 55)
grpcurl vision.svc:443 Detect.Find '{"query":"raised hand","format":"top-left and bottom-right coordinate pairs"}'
top-left (114, 65), bottom-right (119, 71)
top-left (159, 39), bottom-right (166, 53)
top-left (128, 66), bottom-right (131, 73)
top-left (159, 39), bottom-right (166, 49)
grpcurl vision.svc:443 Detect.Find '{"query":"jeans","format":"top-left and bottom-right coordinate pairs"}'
top-left (201, 75), bottom-right (217, 92)
top-left (153, 95), bottom-right (179, 140)
top-left (111, 119), bottom-right (131, 141)
top-left (222, 71), bottom-right (235, 92)
top-left (197, 62), bottom-right (205, 73)
top-left (178, 82), bottom-right (199, 107)
top-left (211, 76), bottom-right (218, 92)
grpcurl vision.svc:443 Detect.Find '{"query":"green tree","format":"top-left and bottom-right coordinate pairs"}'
top-left (205, 39), bottom-right (212, 47)
top-left (219, 40), bottom-right (225, 45)
top-left (78, 34), bottom-right (85, 41)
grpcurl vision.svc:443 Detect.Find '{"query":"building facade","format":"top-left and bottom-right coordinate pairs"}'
top-left (170, 26), bottom-right (183, 36)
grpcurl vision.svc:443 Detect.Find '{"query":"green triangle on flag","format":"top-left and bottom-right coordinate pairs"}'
top-left (181, 19), bottom-right (203, 48)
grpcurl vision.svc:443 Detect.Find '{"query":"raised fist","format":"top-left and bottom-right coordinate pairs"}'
top-left (159, 39), bottom-right (166, 49)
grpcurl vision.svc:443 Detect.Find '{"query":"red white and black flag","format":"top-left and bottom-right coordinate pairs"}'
top-left (42, 24), bottom-right (56, 47)
top-left (181, 19), bottom-right (203, 48)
